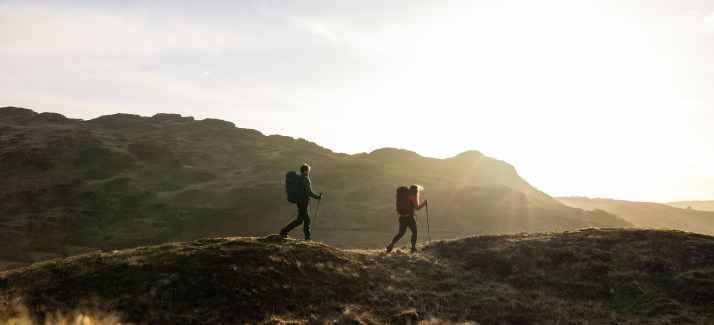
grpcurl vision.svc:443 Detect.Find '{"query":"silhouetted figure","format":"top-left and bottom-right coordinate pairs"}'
top-left (387, 185), bottom-right (427, 253)
top-left (281, 164), bottom-right (322, 240)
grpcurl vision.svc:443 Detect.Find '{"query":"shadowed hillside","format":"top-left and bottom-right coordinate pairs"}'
top-left (556, 197), bottom-right (714, 236)
top-left (1, 228), bottom-right (712, 324)
top-left (0, 106), bottom-right (631, 271)
top-left (664, 201), bottom-right (714, 212)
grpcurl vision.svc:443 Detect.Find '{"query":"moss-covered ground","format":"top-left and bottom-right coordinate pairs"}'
top-left (1, 227), bottom-right (713, 324)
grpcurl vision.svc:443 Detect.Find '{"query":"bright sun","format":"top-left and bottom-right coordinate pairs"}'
top-left (395, 4), bottom-right (655, 116)
top-left (376, 3), bottom-right (668, 199)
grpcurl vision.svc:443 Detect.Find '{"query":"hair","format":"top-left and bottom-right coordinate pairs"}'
top-left (409, 185), bottom-right (423, 198)
top-left (300, 164), bottom-right (311, 174)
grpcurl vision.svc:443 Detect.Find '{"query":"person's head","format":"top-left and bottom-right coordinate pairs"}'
top-left (300, 163), bottom-right (311, 175)
top-left (409, 185), bottom-right (423, 197)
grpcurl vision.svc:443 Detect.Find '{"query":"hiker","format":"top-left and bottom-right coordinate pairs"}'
top-left (387, 185), bottom-right (427, 253)
top-left (281, 163), bottom-right (322, 240)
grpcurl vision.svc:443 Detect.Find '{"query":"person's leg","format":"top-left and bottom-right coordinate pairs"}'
top-left (407, 217), bottom-right (418, 248)
top-left (390, 217), bottom-right (408, 245)
top-left (299, 202), bottom-right (311, 239)
top-left (281, 202), bottom-right (307, 235)
top-left (387, 218), bottom-right (408, 252)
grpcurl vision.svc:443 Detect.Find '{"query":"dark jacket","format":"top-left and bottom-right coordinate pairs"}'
top-left (299, 175), bottom-right (321, 202)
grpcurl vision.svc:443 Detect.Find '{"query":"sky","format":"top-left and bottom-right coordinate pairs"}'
top-left (1, 0), bottom-right (713, 202)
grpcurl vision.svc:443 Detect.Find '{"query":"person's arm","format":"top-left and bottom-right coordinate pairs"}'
top-left (300, 177), bottom-right (321, 200)
top-left (411, 196), bottom-right (426, 211)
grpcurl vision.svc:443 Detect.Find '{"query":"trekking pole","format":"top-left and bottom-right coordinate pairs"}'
top-left (426, 203), bottom-right (431, 243)
top-left (281, 209), bottom-right (299, 229)
top-left (312, 193), bottom-right (322, 232)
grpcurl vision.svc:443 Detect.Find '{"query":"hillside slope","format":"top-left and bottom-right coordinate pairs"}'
top-left (556, 197), bottom-right (714, 236)
top-left (1, 228), bottom-right (712, 324)
top-left (664, 201), bottom-right (714, 212)
top-left (0, 106), bottom-right (631, 271)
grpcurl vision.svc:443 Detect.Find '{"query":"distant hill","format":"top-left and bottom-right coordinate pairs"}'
top-left (1, 228), bottom-right (713, 324)
top-left (0, 106), bottom-right (631, 271)
top-left (663, 200), bottom-right (714, 212)
top-left (556, 196), bottom-right (714, 235)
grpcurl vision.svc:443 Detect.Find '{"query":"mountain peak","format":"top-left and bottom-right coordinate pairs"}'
top-left (0, 106), bottom-right (37, 116)
top-left (367, 147), bottom-right (422, 160)
top-left (449, 150), bottom-right (484, 160)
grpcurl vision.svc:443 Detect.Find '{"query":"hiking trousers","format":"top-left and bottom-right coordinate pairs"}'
top-left (392, 216), bottom-right (417, 247)
top-left (282, 202), bottom-right (311, 239)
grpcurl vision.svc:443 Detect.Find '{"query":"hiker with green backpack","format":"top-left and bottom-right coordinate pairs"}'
top-left (387, 185), bottom-right (427, 253)
top-left (281, 164), bottom-right (323, 240)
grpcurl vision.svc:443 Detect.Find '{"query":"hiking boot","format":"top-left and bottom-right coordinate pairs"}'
top-left (305, 237), bottom-right (312, 241)
top-left (386, 244), bottom-right (393, 253)
top-left (279, 231), bottom-right (289, 238)
top-left (410, 246), bottom-right (417, 253)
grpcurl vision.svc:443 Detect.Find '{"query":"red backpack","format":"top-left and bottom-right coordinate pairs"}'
top-left (395, 187), bottom-right (413, 216)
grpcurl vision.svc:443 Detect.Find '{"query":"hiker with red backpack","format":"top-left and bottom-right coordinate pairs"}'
top-left (387, 185), bottom-right (427, 253)
top-left (281, 164), bottom-right (322, 240)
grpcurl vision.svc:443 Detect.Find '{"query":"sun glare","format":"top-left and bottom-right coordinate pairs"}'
top-left (377, 4), bottom-right (661, 184)
top-left (401, 4), bottom-right (654, 112)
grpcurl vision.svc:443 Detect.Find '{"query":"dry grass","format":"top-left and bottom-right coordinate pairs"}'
top-left (1, 228), bottom-right (713, 324)
top-left (0, 299), bottom-right (124, 325)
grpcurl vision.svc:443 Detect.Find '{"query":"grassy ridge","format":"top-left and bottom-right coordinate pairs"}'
top-left (0, 107), bottom-right (633, 272)
top-left (1, 228), bottom-right (713, 324)
top-left (664, 201), bottom-right (714, 212)
top-left (556, 197), bottom-right (714, 236)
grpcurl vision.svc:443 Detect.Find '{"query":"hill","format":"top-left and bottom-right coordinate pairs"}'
top-left (1, 228), bottom-right (712, 324)
top-left (664, 201), bottom-right (714, 212)
top-left (0, 106), bottom-right (631, 271)
top-left (556, 197), bottom-right (714, 236)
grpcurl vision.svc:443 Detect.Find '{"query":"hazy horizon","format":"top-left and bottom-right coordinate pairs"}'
top-left (2, 0), bottom-right (713, 202)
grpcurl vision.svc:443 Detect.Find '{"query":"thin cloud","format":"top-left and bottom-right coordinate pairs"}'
top-left (291, 15), bottom-right (340, 42)
top-left (0, 3), bottom-right (255, 56)
top-left (705, 12), bottom-right (714, 27)
top-left (680, 164), bottom-right (700, 171)
top-left (289, 14), bottom-right (421, 57)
